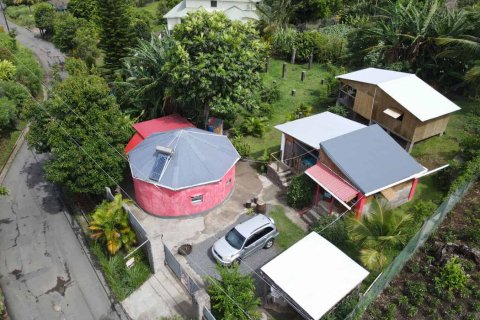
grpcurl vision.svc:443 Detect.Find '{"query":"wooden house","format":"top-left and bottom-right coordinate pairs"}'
top-left (336, 68), bottom-right (461, 151)
top-left (305, 125), bottom-right (428, 217)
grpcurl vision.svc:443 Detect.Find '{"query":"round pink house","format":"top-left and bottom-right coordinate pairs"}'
top-left (126, 116), bottom-right (240, 217)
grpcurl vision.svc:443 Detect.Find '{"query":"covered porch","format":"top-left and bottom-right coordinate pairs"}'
top-left (305, 163), bottom-right (363, 217)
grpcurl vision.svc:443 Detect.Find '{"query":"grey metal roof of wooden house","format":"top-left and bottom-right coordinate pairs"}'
top-left (320, 125), bottom-right (427, 195)
top-left (128, 128), bottom-right (240, 190)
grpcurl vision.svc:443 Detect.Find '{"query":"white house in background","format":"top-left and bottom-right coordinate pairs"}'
top-left (164, 0), bottom-right (260, 31)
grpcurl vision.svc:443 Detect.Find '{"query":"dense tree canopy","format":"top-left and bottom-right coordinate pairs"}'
top-left (25, 59), bottom-right (131, 194)
top-left (166, 11), bottom-right (268, 125)
top-left (96, 0), bottom-right (136, 78)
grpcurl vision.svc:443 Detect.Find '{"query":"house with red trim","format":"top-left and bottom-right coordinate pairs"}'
top-left (305, 125), bottom-right (427, 217)
top-left (125, 115), bottom-right (240, 217)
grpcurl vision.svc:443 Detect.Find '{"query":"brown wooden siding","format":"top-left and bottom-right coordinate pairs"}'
top-left (338, 79), bottom-right (453, 143)
top-left (319, 149), bottom-right (352, 186)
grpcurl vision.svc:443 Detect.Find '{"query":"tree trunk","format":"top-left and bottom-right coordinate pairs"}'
top-left (204, 103), bottom-right (210, 129)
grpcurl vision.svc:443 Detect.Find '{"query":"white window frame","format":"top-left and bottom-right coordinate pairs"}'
top-left (191, 194), bottom-right (203, 204)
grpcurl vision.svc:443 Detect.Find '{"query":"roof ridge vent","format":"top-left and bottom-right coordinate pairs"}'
top-left (156, 145), bottom-right (173, 155)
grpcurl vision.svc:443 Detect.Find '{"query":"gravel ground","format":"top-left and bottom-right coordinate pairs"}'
top-left (186, 214), bottom-right (280, 279)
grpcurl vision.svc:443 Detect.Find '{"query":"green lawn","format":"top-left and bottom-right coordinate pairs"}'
top-left (269, 205), bottom-right (306, 251)
top-left (5, 5), bottom-right (36, 29)
top-left (244, 59), bottom-right (333, 157)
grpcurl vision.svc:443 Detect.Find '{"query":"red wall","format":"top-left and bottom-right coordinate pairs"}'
top-left (133, 166), bottom-right (236, 217)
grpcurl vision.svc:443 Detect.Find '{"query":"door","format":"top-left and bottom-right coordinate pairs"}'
top-left (242, 227), bottom-right (273, 258)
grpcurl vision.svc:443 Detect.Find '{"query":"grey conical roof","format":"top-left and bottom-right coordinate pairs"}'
top-left (128, 128), bottom-right (240, 190)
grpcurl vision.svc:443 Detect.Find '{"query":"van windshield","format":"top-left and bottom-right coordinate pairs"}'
top-left (225, 228), bottom-right (245, 250)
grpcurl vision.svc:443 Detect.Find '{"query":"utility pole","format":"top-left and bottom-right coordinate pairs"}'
top-left (0, 2), bottom-right (10, 32)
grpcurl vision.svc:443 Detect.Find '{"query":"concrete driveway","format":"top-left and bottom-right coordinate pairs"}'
top-left (184, 213), bottom-right (280, 280)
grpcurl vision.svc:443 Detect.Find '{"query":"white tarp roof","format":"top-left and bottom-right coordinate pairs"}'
top-left (336, 68), bottom-right (460, 122)
top-left (378, 75), bottom-right (461, 122)
top-left (274, 112), bottom-right (365, 149)
top-left (336, 67), bottom-right (410, 84)
top-left (261, 232), bottom-right (369, 320)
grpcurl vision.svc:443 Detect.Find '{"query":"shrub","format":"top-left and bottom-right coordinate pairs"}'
top-left (287, 103), bottom-right (313, 121)
top-left (13, 47), bottom-right (44, 96)
top-left (230, 136), bottom-right (250, 157)
top-left (435, 257), bottom-right (468, 292)
top-left (257, 103), bottom-right (273, 119)
top-left (0, 81), bottom-right (30, 110)
top-left (240, 117), bottom-right (267, 137)
top-left (327, 104), bottom-right (348, 117)
top-left (286, 174), bottom-right (315, 208)
top-left (405, 280), bottom-right (426, 305)
top-left (411, 200), bottom-right (437, 221)
top-left (53, 13), bottom-right (88, 53)
top-left (385, 303), bottom-right (397, 320)
top-left (313, 214), bottom-right (348, 248)
top-left (259, 82), bottom-right (280, 104)
top-left (0, 97), bottom-right (16, 130)
top-left (0, 60), bottom-right (16, 81)
top-left (271, 27), bottom-right (297, 59)
top-left (34, 2), bottom-right (56, 38)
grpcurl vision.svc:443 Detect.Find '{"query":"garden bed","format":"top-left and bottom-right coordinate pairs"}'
top-left (362, 181), bottom-right (480, 320)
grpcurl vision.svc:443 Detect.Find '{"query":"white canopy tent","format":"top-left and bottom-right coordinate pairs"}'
top-left (261, 232), bottom-right (369, 320)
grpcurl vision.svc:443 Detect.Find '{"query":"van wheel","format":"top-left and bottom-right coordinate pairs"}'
top-left (264, 239), bottom-right (274, 249)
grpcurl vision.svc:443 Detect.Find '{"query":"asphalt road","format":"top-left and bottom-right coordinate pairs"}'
top-left (0, 9), bottom-right (127, 320)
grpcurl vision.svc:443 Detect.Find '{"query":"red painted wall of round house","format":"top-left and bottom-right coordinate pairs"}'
top-left (133, 165), bottom-right (236, 217)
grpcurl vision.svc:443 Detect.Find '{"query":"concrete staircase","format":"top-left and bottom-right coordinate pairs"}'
top-left (266, 161), bottom-right (294, 189)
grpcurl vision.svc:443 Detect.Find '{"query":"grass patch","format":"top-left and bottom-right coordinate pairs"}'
top-left (269, 205), bottom-right (306, 250)
top-left (0, 120), bottom-right (27, 171)
top-left (90, 242), bottom-right (151, 301)
top-left (244, 59), bottom-right (332, 157)
top-left (5, 5), bottom-right (36, 28)
top-left (134, 1), bottom-right (166, 33)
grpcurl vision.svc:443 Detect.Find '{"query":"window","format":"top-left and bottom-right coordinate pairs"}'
top-left (245, 227), bottom-right (273, 247)
top-left (383, 108), bottom-right (404, 121)
top-left (211, 1), bottom-right (217, 7)
top-left (191, 195), bottom-right (203, 204)
top-left (257, 227), bottom-right (274, 238)
top-left (226, 178), bottom-right (232, 186)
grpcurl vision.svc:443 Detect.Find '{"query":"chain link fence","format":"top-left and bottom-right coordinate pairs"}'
top-left (345, 178), bottom-right (477, 319)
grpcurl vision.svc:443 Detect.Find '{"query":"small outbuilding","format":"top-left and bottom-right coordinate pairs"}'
top-left (126, 117), bottom-right (240, 217)
top-left (273, 112), bottom-right (365, 172)
top-left (261, 232), bottom-right (369, 320)
top-left (336, 68), bottom-right (461, 151)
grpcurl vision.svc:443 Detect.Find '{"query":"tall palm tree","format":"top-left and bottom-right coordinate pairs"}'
top-left (117, 36), bottom-right (174, 119)
top-left (346, 200), bottom-right (412, 271)
top-left (89, 194), bottom-right (136, 256)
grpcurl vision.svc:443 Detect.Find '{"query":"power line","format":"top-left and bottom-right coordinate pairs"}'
top-left (3, 46), bottom-right (255, 320)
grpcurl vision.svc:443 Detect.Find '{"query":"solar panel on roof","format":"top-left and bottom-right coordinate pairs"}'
top-left (149, 153), bottom-right (169, 181)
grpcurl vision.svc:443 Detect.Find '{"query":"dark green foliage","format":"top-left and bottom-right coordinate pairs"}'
top-left (118, 37), bottom-right (173, 118)
top-left (240, 117), bottom-right (267, 137)
top-left (24, 61), bottom-right (131, 194)
top-left (130, 9), bottom-right (153, 41)
top-left (287, 103), bottom-right (312, 121)
top-left (34, 2), bottom-right (56, 38)
top-left (68, 0), bottom-right (98, 21)
top-left (230, 136), bottom-right (250, 157)
top-left (206, 263), bottom-right (260, 320)
top-left (0, 97), bottom-right (16, 131)
top-left (259, 82), bottom-right (280, 104)
top-left (327, 104), bottom-right (348, 117)
top-left (286, 174), bottom-right (315, 208)
top-left (405, 280), bottom-right (427, 306)
top-left (167, 11), bottom-right (268, 126)
top-left (0, 81), bottom-right (30, 111)
top-left (72, 24), bottom-right (102, 67)
top-left (323, 294), bottom-right (358, 320)
top-left (313, 214), bottom-right (348, 248)
top-left (156, 0), bottom-right (177, 23)
top-left (257, 103), bottom-right (274, 119)
top-left (53, 13), bottom-right (88, 53)
top-left (96, 0), bottom-right (136, 78)
top-left (291, 0), bottom-right (344, 23)
top-left (411, 200), bottom-right (437, 221)
top-left (90, 242), bottom-right (151, 300)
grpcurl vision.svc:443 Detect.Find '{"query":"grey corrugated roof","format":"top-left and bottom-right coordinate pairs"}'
top-left (128, 128), bottom-right (240, 190)
top-left (320, 125), bottom-right (426, 195)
